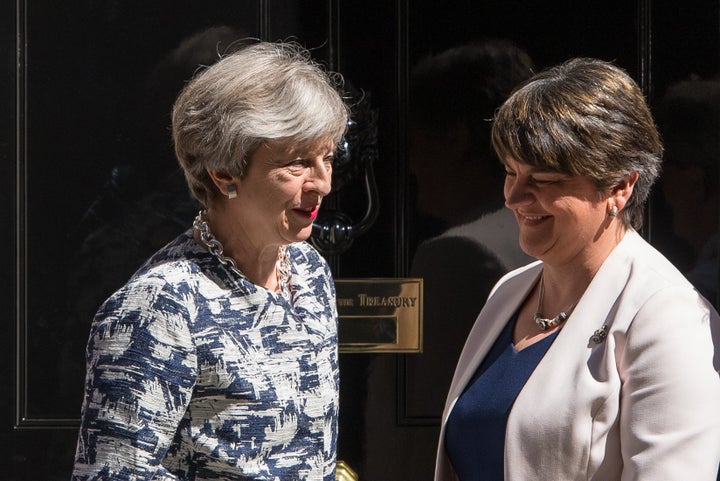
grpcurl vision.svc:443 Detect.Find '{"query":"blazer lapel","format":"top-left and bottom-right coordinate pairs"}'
top-left (503, 231), bottom-right (639, 479)
top-left (525, 230), bottom-right (637, 369)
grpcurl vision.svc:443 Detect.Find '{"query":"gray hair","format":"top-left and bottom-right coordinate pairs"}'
top-left (172, 41), bottom-right (350, 206)
top-left (492, 58), bottom-right (663, 230)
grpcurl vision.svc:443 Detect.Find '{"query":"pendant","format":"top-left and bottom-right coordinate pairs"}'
top-left (533, 311), bottom-right (568, 331)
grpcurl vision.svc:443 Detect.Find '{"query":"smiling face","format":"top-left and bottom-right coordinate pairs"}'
top-left (244, 138), bottom-right (335, 244)
top-left (503, 156), bottom-right (623, 270)
top-left (219, 137), bottom-right (335, 249)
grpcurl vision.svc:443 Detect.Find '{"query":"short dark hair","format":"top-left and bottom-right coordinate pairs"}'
top-left (491, 57), bottom-right (663, 230)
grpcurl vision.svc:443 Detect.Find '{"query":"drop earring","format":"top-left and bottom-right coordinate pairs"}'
top-left (608, 205), bottom-right (618, 217)
top-left (227, 185), bottom-right (237, 199)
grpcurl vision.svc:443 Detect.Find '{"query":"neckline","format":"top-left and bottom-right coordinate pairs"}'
top-left (510, 310), bottom-right (562, 353)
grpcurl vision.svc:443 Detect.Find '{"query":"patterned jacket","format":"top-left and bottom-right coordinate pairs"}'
top-left (72, 231), bottom-right (339, 481)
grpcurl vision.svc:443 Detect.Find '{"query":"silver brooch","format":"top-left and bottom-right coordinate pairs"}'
top-left (591, 325), bottom-right (608, 344)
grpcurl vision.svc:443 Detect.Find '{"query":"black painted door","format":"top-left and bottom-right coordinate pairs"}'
top-left (2, 1), bottom-right (718, 480)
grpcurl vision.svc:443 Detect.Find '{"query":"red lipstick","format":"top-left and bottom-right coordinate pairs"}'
top-left (293, 205), bottom-right (320, 220)
top-left (309, 206), bottom-right (319, 220)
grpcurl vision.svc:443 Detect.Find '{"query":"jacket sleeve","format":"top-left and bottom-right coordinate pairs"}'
top-left (618, 285), bottom-right (720, 480)
top-left (71, 279), bottom-right (197, 481)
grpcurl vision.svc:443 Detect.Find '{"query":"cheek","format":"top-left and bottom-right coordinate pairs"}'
top-left (503, 179), bottom-right (512, 199)
top-left (573, 204), bottom-right (608, 232)
top-left (267, 175), bottom-right (301, 197)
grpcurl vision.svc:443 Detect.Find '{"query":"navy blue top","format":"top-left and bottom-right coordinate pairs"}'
top-left (444, 316), bottom-right (559, 481)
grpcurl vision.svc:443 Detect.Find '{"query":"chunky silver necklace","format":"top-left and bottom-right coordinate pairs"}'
top-left (193, 210), bottom-right (290, 297)
top-left (533, 275), bottom-right (578, 331)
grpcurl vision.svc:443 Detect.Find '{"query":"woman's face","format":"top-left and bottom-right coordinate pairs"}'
top-left (232, 138), bottom-right (335, 246)
top-left (503, 156), bottom-right (613, 268)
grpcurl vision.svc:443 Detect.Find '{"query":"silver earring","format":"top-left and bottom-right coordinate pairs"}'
top-left (609, 205), bottom-right (618, 217)
top-left (227, 185), bottom-right (237, 199)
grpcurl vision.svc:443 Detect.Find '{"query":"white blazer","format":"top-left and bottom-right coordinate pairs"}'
top-left (435, 230), bottom-right (720, 480)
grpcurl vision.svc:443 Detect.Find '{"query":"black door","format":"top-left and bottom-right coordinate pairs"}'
top-left (3, 1), bottom-right (718, 480)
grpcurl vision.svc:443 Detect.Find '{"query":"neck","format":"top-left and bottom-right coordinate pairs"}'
top-left (539, 266), bottom-right (593, 306)
top-left (542, 224), bottom-right (627, 302)
top-left (197, 208), bottom-right (283, 290)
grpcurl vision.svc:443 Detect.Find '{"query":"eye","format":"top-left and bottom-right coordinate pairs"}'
top-left (285, 159), bottom-right (307, 174)
top-left (530, 175), bottom-right (564, 185)
top-left (503, 167), bottom-right (516, 177)
top-left (531, 178), bottom-right (554, 185)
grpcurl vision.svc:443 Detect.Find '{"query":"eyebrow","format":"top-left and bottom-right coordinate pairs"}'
top-left (503, 162), bottom-right (562, 175)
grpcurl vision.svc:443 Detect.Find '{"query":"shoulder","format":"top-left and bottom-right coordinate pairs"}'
top-left (88, 272), bottom-right (198, 363)
top-left (96, 232), bottom-right (212, 324)
top-left (135, 231), bottom-right (202, 276)
top-left (288, 241), bottom-right (328, 265)
top-left (489, 260), bottom-right (543, 297)
top-left (625, 231), bottom-right (691, 281)
top-left (130, 230), bottom-right (234, 290)
top-left (607, 232), bottom-right (718, 358)
top-left (287, 242), bottom-right (336, 309)
top-left (619, 231), bottom-right (702, 303)
top-left (288, 241), bottom-right (332, 279)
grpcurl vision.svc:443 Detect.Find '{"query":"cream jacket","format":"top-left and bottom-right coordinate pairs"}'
top-left (435, 230), bottom-right (720, 480)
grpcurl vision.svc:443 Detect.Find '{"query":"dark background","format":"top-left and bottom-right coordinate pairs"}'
top-left (2, 1), bottom-right (718, 479)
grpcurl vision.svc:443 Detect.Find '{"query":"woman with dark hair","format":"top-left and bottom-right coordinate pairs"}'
top-left (435, 58), bottom-right (720, 480)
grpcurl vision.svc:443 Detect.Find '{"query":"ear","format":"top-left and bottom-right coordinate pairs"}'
top-left (610, 171), bottom-right (639, 213)
top-left (207, 168), bottom-right (239, 198)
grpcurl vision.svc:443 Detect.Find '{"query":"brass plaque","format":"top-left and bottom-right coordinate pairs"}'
top-left (335, 278), bottom-right (423, 353)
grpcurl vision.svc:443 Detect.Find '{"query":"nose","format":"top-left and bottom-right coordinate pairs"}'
top-left (504, 176), bottom-right (533, 209)
top-left (305, 158), bottom-right (333, 196)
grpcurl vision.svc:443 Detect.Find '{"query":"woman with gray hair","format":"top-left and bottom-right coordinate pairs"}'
top-left (435, 58), bottom-right (720, 480)
top-left (72, 41), bottom-right (349, 481)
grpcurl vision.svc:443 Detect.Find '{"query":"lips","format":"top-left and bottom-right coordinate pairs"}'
top-left (293, 205), bottom-right (320, 220)
top-left (517, 212), bottom-right (550, 225)
top-left (308, 206), bottom-right (319, 220)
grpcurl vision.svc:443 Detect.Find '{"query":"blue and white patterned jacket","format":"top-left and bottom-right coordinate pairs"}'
top-left (72, 231), bottom-right (339, 481)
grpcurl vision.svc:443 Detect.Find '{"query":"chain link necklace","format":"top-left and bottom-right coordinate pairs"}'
top-left (533, 275), bottom-right (579, 331)
top-left (193, 210), bottom-right (290, 298)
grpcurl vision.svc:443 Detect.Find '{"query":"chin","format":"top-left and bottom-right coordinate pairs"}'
top-left (286, 227), bottom-right (314, 244)
top-left (519, 241), bottom-right (545, 260)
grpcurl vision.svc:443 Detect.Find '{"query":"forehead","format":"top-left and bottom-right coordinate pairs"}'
top-left (264, 137), bottom-right (336, 159)
top-left (502, 156), bottom-right (562, 174)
